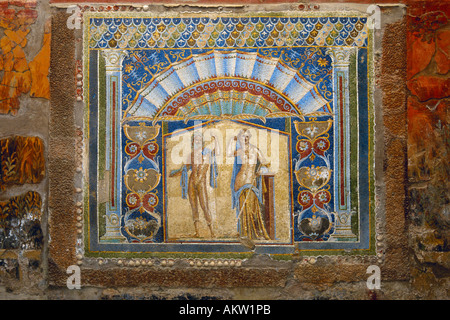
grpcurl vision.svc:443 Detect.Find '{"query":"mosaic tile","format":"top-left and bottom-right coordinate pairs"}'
top-left (83, 11), bottom-right (375, 259)
top-left (87, 16), bottom-right (369, 50)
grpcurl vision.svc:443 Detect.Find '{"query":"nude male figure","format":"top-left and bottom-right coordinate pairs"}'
top-left (170, 132), bottom-right (219, 238)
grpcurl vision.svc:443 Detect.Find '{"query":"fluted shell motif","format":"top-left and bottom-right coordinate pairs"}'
top-left (124, 50), bottom-right (330, 122)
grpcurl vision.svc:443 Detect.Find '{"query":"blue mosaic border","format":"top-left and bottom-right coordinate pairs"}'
top-left (84, 12), bottom-right (375, 258)
top-left (88, 16), bottom-right (369, 49)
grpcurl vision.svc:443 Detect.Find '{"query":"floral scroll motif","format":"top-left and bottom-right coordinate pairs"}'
top-left (122, 123), bottom-right (161, 242)
top-left (293, 118), bottom-right (335, 241)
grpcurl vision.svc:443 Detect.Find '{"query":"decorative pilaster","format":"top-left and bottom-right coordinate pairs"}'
top-left (327, 47), bottom-right (357, 241)
top-left (100, 49), bottom-right (128, 242)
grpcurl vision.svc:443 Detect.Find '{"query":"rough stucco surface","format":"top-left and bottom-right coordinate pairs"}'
top-left (0, 0), bottom-right (448, 301)
top-left (380, 16), bottom-right (410, 281)
top-left (48, 10), bottom-right (78, 283)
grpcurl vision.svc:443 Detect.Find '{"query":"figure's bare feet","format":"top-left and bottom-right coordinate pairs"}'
top-left (193, 221), bottom-right (200, 237)
top-left (208, 225), bottom-right (215, 238)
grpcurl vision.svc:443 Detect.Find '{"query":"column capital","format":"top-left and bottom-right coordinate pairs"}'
top-left (101, 50), bottom-right (128, 71)
top-left (326, 47), bottom-right (355, 67)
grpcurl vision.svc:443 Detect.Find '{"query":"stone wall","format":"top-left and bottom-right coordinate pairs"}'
top-left (0, 0), bottom-right (448, 300)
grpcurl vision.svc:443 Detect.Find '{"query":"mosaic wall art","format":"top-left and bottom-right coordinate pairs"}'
top-left (83, 11), bottom-right (375, 259)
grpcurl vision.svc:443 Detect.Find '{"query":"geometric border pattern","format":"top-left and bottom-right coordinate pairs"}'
top-left (83, 11), bottom-right (375, 259)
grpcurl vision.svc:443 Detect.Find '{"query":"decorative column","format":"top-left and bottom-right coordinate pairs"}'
top-left (327, 47), bottom-right (357, 241)
top-left (100, 50), bottom-right (128, 242)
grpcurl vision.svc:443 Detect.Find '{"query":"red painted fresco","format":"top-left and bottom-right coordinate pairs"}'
top-left (406, 0), bottom-right (449, 180)
top-left (407, 1), bottom-right (450, 100)
top-left (406, 1), bottom-right (449, 278)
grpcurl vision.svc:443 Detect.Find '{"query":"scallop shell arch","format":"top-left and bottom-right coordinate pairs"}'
top-left (123, 49), bottom-right (331, 123)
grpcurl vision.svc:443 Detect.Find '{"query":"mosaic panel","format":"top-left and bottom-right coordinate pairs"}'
top-left (83, 11), bottom-right (375, 259)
